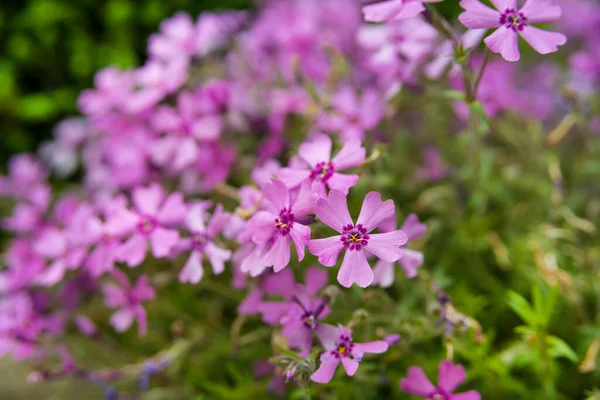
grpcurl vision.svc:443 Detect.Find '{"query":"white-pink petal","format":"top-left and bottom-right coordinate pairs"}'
top-left (459, 0), bottom-right (501, 29)
top-left (337, 250), bottom-right (373, 288)
top-left (519, 26), bottom-right (567, 55)
top-left (299, 134), bottom-right (332, 168)
top-left (484, 26), bottom-right (520, 62)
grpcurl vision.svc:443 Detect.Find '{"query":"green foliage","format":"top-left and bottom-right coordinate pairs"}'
top-left (0, 0), bottom-right (251, 161)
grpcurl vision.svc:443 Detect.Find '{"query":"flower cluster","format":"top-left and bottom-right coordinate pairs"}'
top-left (3, 0), bottom-right (592, 397)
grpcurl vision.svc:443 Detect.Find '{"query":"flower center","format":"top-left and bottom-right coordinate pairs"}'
top-left (499, 8), bottom-right (527, 31)
top-left (192, 232), bottom-right (209, 251)
top-left (302, 312), bottom-right (318, 329)
top-left (309, 161), bottom-right (334, 183)
top-left (137, 215), bottom-right (157, 235)
top-left (275, 208), bottom-right (295, 236)
top-left (330, 334), bottom-right (354, 359)
top-left (341, 224), bottom-right (369, 251)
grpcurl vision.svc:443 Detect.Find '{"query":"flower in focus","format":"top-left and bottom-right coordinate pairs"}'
top-left (400, 360), bottom-right (481, 400)
top-left (459, 0), bottom-right (566, 62)
top-left (178, 203), bottom-right (232, 284)
top-left (309, 190), bottom-right (408, 288)
top-left (310, 325), bottom-right (388, 383)
top-left (279, 134), bottom-right (366, 198)
top-left (102, 270), bottom-right (155, 336)
top-left (362, 0), bottom-right (443, 22)
top-left (373, 213), bottom-right (426, 287)
top-left (245, 179), bottom-right (317, 273)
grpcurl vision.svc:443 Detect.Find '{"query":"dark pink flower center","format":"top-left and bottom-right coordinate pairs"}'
top-left (138, 215), bottom-right (157, 235)
top-left (309, 161), bottom-right (334, 183)
top-left (192, 232), bottom-right (209, 251)
top-left (274, 207), bottom-right (295, 236)
top-left (499, 8), bottom-right (527, 31)
top-left (330, 334), bottom-right (354, 359)
top-left (341, 224), bottom-right (369, 251)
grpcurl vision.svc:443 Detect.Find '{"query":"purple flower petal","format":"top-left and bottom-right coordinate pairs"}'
top-left (484, 26), bottom-right (520, 62)
top-left (310, 356), bottom-right (340, 384)
top-left (352, 340), bottom-right (389, 358)
top-left (327, 173), bottom-right (359, 195)
top-left (356, 192), bottom-right (396, 232)
top-left (519, 0), bottom-right (562, 24)
top-left (179, 251), bottom-right (204, 283)
top-left (261, 179), bottom-right (290, 211)
top-left (337, 249), bottom-right (373, 288)
top-left (132, 183), bottom-right (164, 216)
top-left (157, 192), bottom-right (186, 225)
top-left (362, 0), bottom-right (404, 23)
top-left (263, 235), bottom-right (291, 272)
top-left (331, 139), bottom-right (366, 170)
top-left (308, 236), bottom-right (344, 267)
top-left (291, 180), bottom-right (317, 217)
top-left (400, 249), bottom-right (424, 278)
top-left (364, 231), bottom-right (407, 263)
top-left (305, 266), bottom-right (329, 296)
top-left (149, 227), bottom-right (180, 258)
top-left (438, 360), bottom-right (467, 393)
top-left (459, 0), bottom-right (500, 29)
top-left (451, 391), bottom-right (482, 400)
top-left (299, 134), bottom-right (332, 168)
top-left (400, 366), bottom-right (437, 396)
top-left (315, 190), bottom-right (353, 233)
top-left (373, 260), bottom-right (395, 288)
top-left (290, 223), bottom-right (311, 262)
top-left (519, 26), bottom-right (567, 55)
top-left (116, 234), bottom-right (148, 267)
top-left (341, 357), bottom-right (359, 376)
top-left (490, 0), bottom-right (516, 10)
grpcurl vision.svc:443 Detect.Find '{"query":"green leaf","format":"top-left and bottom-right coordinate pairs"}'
top-left (507, 291), bottom-right (537, 326)
top-left (469, 101), bottom-right (491, 133)
top-left (546, 335), bottom-right (578, 363)
top-left (441, 90), bottom-right (466, 101)
top-left (19, 93), bottom-right (57, 120)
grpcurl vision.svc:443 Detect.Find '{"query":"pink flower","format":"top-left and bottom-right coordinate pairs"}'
top-left (458, 0), bottom-right (567, 62)
top-left (278, 134), bottom-right (366, 198)
top-left (310, 325), bottom-right (388, 383)
top-left (245, 179), bottom-right (317, 273)
top-left (362, 0), bottom-right (442, 22)
top-left (318, 86), bottom-right (384, 141)
top-left (102, 270), bottom-right (155, 336)
top-left (253, 266), bottom-right (332, 357)
top-left (150, 88), bottom-right (224, 171)
top-left (414, 146), bottom-right (448, 182)
top-left (400, 360), bottom-right (481, 400)
top-left (373, 213), bottom-right (426, 287)
top-left (105, 183), bottom-right (186, 267)
top-left (178, 204), bottom-right (232, 284)
top-left (309, 190), bottom-right (407, 288)
top-left (0, 293), bottom-right (45, 360)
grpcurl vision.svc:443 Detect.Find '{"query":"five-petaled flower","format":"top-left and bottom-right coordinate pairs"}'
top-left (102, 270), bottom-right (155, 336)
top-left (309, 190), bottom-right (408, 288)
top-left (311, 325), bottom-right (389, 383)
top-left (401, 360), bottom-right (481, 400)
top-left (279, 134), bottom-right (366, 198)
top-left (246, 179), bottom-right (317, 273)
top-left (459, 0), bottom-right (566, 62)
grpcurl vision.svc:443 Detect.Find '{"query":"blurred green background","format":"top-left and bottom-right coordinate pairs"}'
top-left (0, 0), bottom-right (461, 162)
